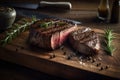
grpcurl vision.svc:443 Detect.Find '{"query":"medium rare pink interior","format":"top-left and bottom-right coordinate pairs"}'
top-left (51, 25), bottom-right (77, 49)
top-left (51, 32), bottom-right (60, 49)
top-left (59, 25), bottom-right (77, 46)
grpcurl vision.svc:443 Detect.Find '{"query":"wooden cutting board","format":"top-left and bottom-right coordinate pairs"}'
top-left (0, 18), bottom-right (120, 80)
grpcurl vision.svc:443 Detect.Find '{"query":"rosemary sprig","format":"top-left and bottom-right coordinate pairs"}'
top-left (40, 21), bottom-right (54, 28)
top-left (0, 17), bottom-right (37, 46)
top-left (32, 15), bottom-right (37, 22)
top-left (39, 21), bottom-right (67, 28)
top-left (103, 28), bottom-right (115, 56)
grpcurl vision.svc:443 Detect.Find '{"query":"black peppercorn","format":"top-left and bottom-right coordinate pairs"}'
top-left (49, 53), bottom-right (56, 59)
top-left (99, 67), bottom-right (104, 71)
top-left (63, 51), bottom-right (66, 55)
top-left (96, 63), bottom-right (101, 67)
top-left (66, 55), bottom-right (71, 60)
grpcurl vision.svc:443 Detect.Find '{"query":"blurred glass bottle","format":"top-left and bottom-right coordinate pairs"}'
top-left (97, 0), bottom-right (110, 22)
top-left (110, 0), bottom-right (119, 23)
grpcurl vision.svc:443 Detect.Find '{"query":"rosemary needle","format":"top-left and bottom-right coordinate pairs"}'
top-left (103, 28), bottom-right (115, 56)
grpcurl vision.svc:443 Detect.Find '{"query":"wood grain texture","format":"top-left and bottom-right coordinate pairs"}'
top-left (0, 24), bottom-right (120, 80)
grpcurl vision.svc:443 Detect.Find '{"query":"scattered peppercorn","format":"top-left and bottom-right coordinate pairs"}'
top-left (49, 54), bottom-right (55, 59)
top-left (104, 65), bottom-right (109, 69)
top-left (99, 67), bottom-right (104, 71)
top-left (66, 55), bottom-right (71, 60)
top-left (96, 63), bottom-right (101, 67)
top-left (90, 59), bottom-right (96, 63)
top-left (63, 51), bottom-right (66, 55)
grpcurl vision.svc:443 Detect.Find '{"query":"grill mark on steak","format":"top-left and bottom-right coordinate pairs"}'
top-left (31, 20), bottom-right (70, 33)
top-left (69, 27), bottom-right (100, 56)
top-left (39, 24), bottom-right (72, 35)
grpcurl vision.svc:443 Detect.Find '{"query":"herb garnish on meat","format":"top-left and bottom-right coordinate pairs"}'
top-left (40, 21), bottom-right (67, 28)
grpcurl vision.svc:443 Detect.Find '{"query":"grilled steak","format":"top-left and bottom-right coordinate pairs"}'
top-left (28, 19), bottom-right (77, 50)
top-left (69, 27), bottom-right (100, 56)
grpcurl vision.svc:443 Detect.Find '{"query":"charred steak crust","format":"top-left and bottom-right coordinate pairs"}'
top-left (69, 28), bottom-right (100, 56)
top-left (28, 19), bottom-right (77, 50)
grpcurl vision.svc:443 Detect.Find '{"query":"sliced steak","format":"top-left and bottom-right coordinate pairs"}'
top-left (69, 27), bottom-right (100, 56)
top-left (28, 19), bottom-right (77, 50)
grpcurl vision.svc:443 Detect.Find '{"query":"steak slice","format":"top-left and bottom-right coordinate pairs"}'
top-left (69, 27), bottom-right (100, 56)
top-left (28, 19), bottom-right (77, 50)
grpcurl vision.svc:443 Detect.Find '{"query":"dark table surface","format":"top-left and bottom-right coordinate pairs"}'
top-left (0, 60), bottom-right (67, 80)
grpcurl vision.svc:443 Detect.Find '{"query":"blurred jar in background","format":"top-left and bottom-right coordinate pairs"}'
top-left (97, 0), bottom-right (110, 23)
top-left (0, 6), bottom-right (16, 31)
